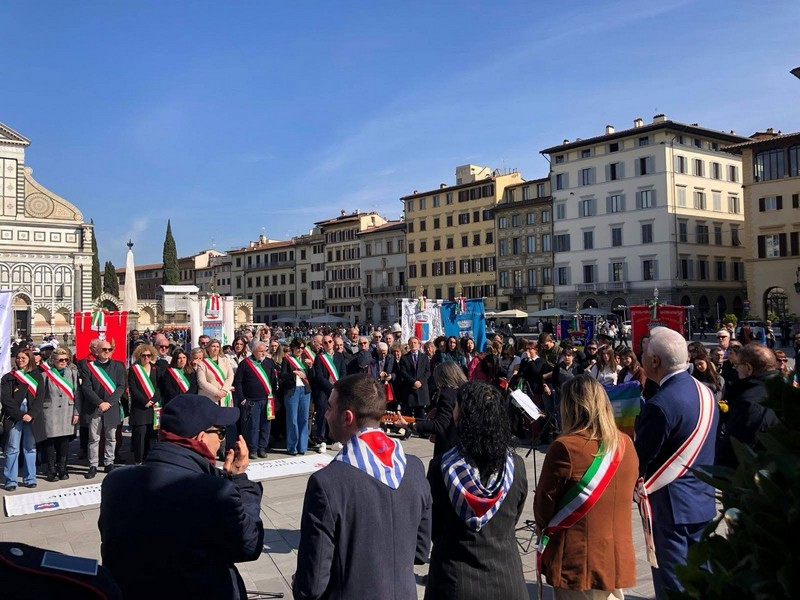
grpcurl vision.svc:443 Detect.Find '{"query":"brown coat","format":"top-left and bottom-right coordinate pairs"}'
top-left (533, 432), bottom-right (638, 591)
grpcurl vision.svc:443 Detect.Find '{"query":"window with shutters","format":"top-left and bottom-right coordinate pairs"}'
top-left (542, 210), bottom-right (551, 222)
top-left (678, 221), bottom-right (688, 242)
top-left (640, 189), bottom-right (654, 208)
top-left (499, 271), bottom-right (509, 288)
top-left (697, 259), bottom-right (708, 280)
top-left (790, 145), bottom-right (800, 176)
top-left (484, 257), bottom-right (496, 272)
top-left (408, 264), bottom-right (417, 278)
top-left (557, 267), bottom-right (570, 285)
top-left (554, 234), bottom-right (571, 252)
top-left (711, 163), bottom-right (721, 179)
top-left (511, 214), bottom-right (521, 227)
top-left (643, 259), bottom-right (655, 281)
top-left (732, 261), bottom-right (744, 280)
top-left (498, 216), bottom-right (508, 229)
top-left (542, 267), bottom-right (553, 285)
top-left (542, 234), bottom-right (551, 252)
top-left (432, 195), bottom-right (440, 208)
top-left (642, 223), bottom-right (653, 244)
top-left (759, 234), bottom-right (783, 258)
top-left (460, 259), bottom-right (471, 274)
top-left (731, 227), bottom-right (741, 246)
top-left (528, 268), bottom-right (538, 287)
top-left (583, 230), bottom-right (593, 250)
top-left (675, 155), bottom-right (688, 173)
top-left (611, 262), bottom-right (625, 282)
top-left (445, 260), bottom-right (456, 275)
top-left (446, 192), bottom-right (453, 205)
top-left (555, 155), bottom-right (565, 164)
top-left (694, 159), bottom-right (704, 177)
top-left (432, 262), bottom-right (443, 276)
top-left (715, 260), bottom-right (726, 280)
top-left (638, 137), bottom-right (650, 147)
top-left (537, 183), bottom-right (546, 197)
top-left (694, 191), bottom-right (706, 210)
top-left (511, 238), bottom-right (521, 255)
top-left (406, 199), bottom-right (414, 212)
top-left (712, 191), bottom-right (722, 211)
top-left (458, 213), bottom-right (470, 225)
top-left (522, 186), bottom-right (531, 200)
top-left (638, 157), bottom-right (650, 175)
top-left (677, 186), bottom-right (687, 207)
top-left (697, 224), bottom-right (709, 244)
top-left (714, 226), bottom-right (723, 245)
top-left (527, 236), bottom-right (536, 253)
top-left (580, 168), bottom-right (593, 186)
top-left (792, 232), bottom-right (800, 256)
top-left (579, 198), bottom-right (596, 217)
top-left (609, 162), bottom-right (621, 181)
top-left (581, 149), bottom-right (592, 158)
top-left (611, 227), bottom-right (623, 247)
top-left (583, 264), bottom-right (596, 283)
top-left (728, 195), bottom-right (740, 214)
top-left (760, 196), bottom-right (780, 211)
top-left (556, 204), bottom-right (566, 220)
top-left (499, 240), bottom-right (508, 257)
top-left (609, 195), bottom-right (623, 213)
top-left (556, 173), bottom-right (566, 190)
top-left (680, 258), bottom-right (692, 279)
top-left (527, 212), bottom-right (536, 225)
top-left (728, 165), bottom-right (739, 182)
top-left (474, 258), bottom-right (482, 273)
top-left (483, 209), bottom-right (494, 221)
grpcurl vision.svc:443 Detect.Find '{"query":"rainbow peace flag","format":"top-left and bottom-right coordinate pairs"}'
top-left (605, 381), bottom-right (642, 438)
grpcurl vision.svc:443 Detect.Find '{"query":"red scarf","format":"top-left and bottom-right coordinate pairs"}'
top-left (158, 430), bottom-right (217, 465)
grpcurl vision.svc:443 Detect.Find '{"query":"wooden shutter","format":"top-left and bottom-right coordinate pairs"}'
top-left (759, 197), bottom-right (765, 212)
top-left (651, 189), bottom-right (657, 207)
top-left (780, 233), bottom-right (788, 257)
top-left (635, 192), bottom-right (641, 209)
top-left (792, 193), bottom-right (799, 209)
top-left (605, 164), bottom-right (611, 182)
top-left (620, 194), bottom-right (626, 211)
top-left (791, 232), bottom-right (799, 256)
top-left (777, 195), bottom-right (783, 210)
top-left (607, 196), bottom-right (613, 213)
top-left (757, 235), bottom-right (766, 258)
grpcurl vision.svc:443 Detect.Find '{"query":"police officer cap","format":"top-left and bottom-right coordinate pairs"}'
top-left (160, 394), bottom-right (240, 438)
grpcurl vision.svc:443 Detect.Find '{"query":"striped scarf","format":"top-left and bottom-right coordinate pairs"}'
top-left (334, 428), bottom-right (407, 489)
top-left (441, 447), bottom-right (515, 531)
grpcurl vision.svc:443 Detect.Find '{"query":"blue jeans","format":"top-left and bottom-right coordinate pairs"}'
top-left (285, 387), bottom-right (310, 454)
top-left (4, 419), bottom-right (37, 486)
top-left (246, 398), bottom-right (272, 452)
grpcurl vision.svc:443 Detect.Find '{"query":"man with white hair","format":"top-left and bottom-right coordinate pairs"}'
top-left (635, 327), bottom-right (719, 599)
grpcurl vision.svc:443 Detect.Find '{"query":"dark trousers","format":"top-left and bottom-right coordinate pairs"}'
top-left (651, 519), bottom-right (707, 599)
top-left (314, 395), bottom-right (328, 440)
top-left (43, 436), bottom-right (70, 474)
top-left (246, 398), bottom-right (273, 452)
top-left (131, 424), bottom-right (155, 464)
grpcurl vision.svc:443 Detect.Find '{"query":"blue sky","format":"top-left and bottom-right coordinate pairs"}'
top-left (3, 0), bottom-right (799, 266)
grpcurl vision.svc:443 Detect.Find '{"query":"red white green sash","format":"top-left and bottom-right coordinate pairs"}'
top-left (203, 358), bottom-right (232, 407)
top-left (168, 368), bottom-right (191, 393)
top-left (537, 437), bottom-right (626, 598)
top-left (153, 402), bottom-right (163, 430)
top-left (87, 361), bottom-right (117, 396)
top-left (40, 361), bottom-right (51, 373)
top-left (320, 353), bottom-right (340, 383)
top-left (132, 364), bottom-right (156, 400)
top-left (302, 347), bottom-right (316, 363)
top-left (13, 370), bottom-right (39, 397)
top-left (245, 358), bottom-right (276, 420)
top-left (286, 355), bottom-right (307, 374)
top-left (44, 368), bottom-right (75, 402)
top-left (634, 379), bottom-right (715, 567)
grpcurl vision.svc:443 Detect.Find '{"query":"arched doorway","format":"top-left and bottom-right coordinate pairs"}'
top-left (764, 287), bottom-right (788, 319)
top-left (12, 294), bottom-right (31, 338)
top-left (698, 295), bottom-right (710, 317)
top-left (583, 298), bottom-right (598, 309)
top-left (680, 295), bottom-right (692, 306)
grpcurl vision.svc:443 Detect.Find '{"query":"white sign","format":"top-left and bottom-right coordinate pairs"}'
top-left (0, 290), bottom-right (13, 378)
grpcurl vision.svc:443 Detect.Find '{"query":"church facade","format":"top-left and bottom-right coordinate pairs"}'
top-left (0, 121), bottom-right (94, 340)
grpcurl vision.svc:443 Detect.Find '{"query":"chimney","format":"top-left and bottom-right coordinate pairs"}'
top-left (340, 209), bottom-right (346, 216)
top-left (563, 139), bottom-right (569, 144)
top-left (440, 183), bottom-right (447, 189)
top-left (634, 117), bottom-right (644, 128)
top-left (767, 127), bottom-right (774, 135)
top-left (653, 114), bottom-right (667, 123)
top-left (605, 125), bottom-right (615, 135)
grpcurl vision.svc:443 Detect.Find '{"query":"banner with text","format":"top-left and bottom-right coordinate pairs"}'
top-left (441, 298), bottom-right (487, 352)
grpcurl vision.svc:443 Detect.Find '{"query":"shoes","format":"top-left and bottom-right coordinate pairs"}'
top-left (331, 442), bottom-right (343, 451)
top-left (104, 465), bottom-right (114, 474)
top-left (85, 466), bottom-right (97, 479)
top-left (25, 482), bottom-right (37, 489)
top-left (257, 449), bottom-right (268, 458)
top-left (59, 471), bottom-right (70, 481)
top-left (249, 452), bottom-right (258, 460)
top-left (318, 443), bottom-right (327, 454)
top-left (46, 472), bottom-right (58, 483)
top-left (3, 482), bottom-right (17, 492)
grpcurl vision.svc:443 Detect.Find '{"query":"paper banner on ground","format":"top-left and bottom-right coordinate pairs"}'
top-left (4, 453), bottom-right (333, 517)
top-left (606, 381), bottom-right (642, 438)
top-left (441, 298), bottom-right (487, 351)
top-left (400, 298), bottom-right (444, 344)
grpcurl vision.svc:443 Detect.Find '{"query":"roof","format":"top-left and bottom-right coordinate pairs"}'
top-left (228, 239), bottom-right (294, 254)
top-left (314, 211), bottom-right (381, 226)
top-left (722, 131), bottom-right (800, 154)
top-left (357, 220), bottom-right (406, 236)
top-left (400, 175), bottom-right (507, 201)
top-left (504, 176), bottom-right (548, 189)
top-left (0, 122), bottom-right (31, 147)
top-left (115, 263), bottom-right (164, 274)
top-left (539, 119), bottom-right (749, 155)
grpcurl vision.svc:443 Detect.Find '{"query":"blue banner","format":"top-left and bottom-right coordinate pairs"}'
top-left (441, 299), bottom-right (487, 352)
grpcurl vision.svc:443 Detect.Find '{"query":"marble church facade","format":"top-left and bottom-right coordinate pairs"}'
top-left (0, 121), bottom-right (94, 340)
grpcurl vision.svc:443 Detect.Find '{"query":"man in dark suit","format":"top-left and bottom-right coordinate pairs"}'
top-left (635, 326), bottom-right (719, 599)
top-left (293, 374), bottom-right (431, 600)
top-left (310, 333), bottom-right (347, 443)
top-left (79, 338), bottom-right (127, 478)
top-left (398, 336), bottom-right (431, 418)
top-left (234, 342), bottom-right (278, 460)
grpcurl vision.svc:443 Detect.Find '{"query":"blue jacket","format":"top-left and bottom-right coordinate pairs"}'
top-left (634, 370), bottom-right (719, 525)
top-left (99, 442), bottom-right (264, 599)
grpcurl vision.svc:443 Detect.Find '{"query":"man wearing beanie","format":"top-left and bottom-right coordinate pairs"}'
top-left (98, 394), bottom-right (264, 599)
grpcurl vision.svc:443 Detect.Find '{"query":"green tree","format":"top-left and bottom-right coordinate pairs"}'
top-left (91, 221), bottom-right (102, 299)
top-left (162, 219), bottom-right (179, 285)
top-left (103, 260), bottom-right (119, 296)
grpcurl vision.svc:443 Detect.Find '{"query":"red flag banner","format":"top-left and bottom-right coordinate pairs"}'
top-left (74, 311), bottom-right (128, 363)
top-left (630, 305), bottom-right (687, 355)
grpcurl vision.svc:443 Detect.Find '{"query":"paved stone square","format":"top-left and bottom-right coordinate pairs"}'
top-left (1, 435), bottom-right (656, 599)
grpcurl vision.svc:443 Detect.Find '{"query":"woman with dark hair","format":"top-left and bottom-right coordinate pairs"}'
top-left (161, 348), bottom-right (199, 403)
top-left (617, 349), bottom-right (646, 388)
top-left (401, 362), bottom-right (468, 458)
top-left (460, 337), bottom-right (477, 375)
top-left (280, 338), bottom-right (312, 455)
top-left (2, 349), bottom-right (45, 491)
top-left (444, 336), bottom-right (465, 368)
top-left (588, 346), bottom-right (621, 386)
top-left (425, 381), bottom-right (528, 600)
top-left (692, 356), bottom-right (723, 400)
top-left (534, 375), bottom-right (638, 598)
top-left (227, 336), bottom-right (250, 374)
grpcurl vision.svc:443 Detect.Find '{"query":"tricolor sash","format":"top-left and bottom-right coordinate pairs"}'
top-left (168, 368), bottom-right (191, 393)
top-left (153, 402), bottom-right (163, 430)
top-left (537, 438), bottom-right (626, 598)
top-left (334, 427), bottom-right (407, 489)
top-left (12, 370), bottom-right (39, 397)
top-left (87, 361), bottom-right (117, 396)
top-left (302, 347), bottom-right (316, 363)
top-left (131, 364), bottom-right (156, 400)
top-left (44, 368), bottom-right (75, 402)
top-left (203, 358), bottom-right (232, 407)
top-left (245, 358), bottom-right (275, 420)
top-left (286, 355), bottom-right (307, 375)
top-left (634, 379), bottom-right (715, 567)
top-left (320, 353), bottom-right (340, 383)
top-left (39, 361), bottom-right (51, 373)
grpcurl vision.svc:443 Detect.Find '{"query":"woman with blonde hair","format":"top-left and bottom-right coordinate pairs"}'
top-left (534, 375), bottom-right (638, 599)
top-left (40, 347), bottom-right (81, 481)
top-left (128, 343), bottom-right (162, 464)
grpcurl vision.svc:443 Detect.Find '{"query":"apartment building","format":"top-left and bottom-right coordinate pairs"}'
top-left (209, 253), bottom-right (232, 296)
top-left (724, 129), bottom-right (800, 319)
top-left (294, 228), bottom-right (326, 317)
top-left (541, 116), bottom-right (749, 321)
top-left (116, 263), bottom-right (163, 300)
top-left (178, 249), bottom-right (225, 293)
top-left (495, 176), bottom-right (554, 312)
top-left (230, 235), bottom-right (296, 324)
top-left (402, 165), bottom-right (524, 308)
top-left (359, 219), bottom-right (406, 327)
top-left (315, 210), bottom-right (387, 319)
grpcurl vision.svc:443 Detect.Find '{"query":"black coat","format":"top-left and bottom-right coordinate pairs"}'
top-left (99, 442), bottom-right (264, 599)
top-left (159, 368), bottom-right (199, 403)
top-left (128, 364), bottom-right (163, 427)
top-left (1, 370), bottom-right (46, 443)
top-left (279, 358), bottom-right (311, 395)
top-left (413, 387), bottom-right (458, 459)
top-left (398, 352), bottom-right (431, 408)
top-left (311, 352), bottom-right (346, 405)
top-left (78, 358), bottom-right (127, 427)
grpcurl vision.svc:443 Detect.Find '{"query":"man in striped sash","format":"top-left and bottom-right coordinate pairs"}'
top-left (635, 327), bottom-right (719, 598)
top-left (233, 342), bottom-right (277, 459)
top-left (79, 338), bottom-right (127, 479)
top-left (310, 334), bottom-right (346, 445)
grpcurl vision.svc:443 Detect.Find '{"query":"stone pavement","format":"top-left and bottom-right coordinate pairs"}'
top-left (1, 436), bottom-right (656, 599)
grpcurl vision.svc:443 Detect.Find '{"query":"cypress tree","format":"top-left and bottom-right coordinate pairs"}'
top-left (103, 261), bottom-right (119, 296)
top-left (91, 220), bottom-right (102, 299)
top-left (162, 219), bottom-right (179, 285)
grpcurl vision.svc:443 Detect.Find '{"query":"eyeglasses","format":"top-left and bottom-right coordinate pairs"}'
top-left (100, 347), bottom-right (114, 352)
top-left (359, 341), bottom-right (369, 346)
top-left (323, 339), bottom-right (333, 344)
top-left (55, 358), bottom-right (68, 362)
top-left (587, 347), bottom-right (597, 351)
top-left (141, 353), bottom-right (152, 358)
top-left (204, 427), bottom-right (226, 440)
top-left (157, 345), bottom-right (169, 349)
top-left (779, 358), bottom-right (788, 363)
top-left (717, 336), bottom-right (728, 339)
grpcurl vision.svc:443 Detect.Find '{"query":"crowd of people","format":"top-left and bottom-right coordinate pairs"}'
top-left (1, 317), bottom-right (792, 599)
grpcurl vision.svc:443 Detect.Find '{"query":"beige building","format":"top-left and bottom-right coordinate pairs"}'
top-left (315, 210), bottom-right (387, 320)
top-left (402, 165), bottom-right (524, 307)
top-left (230, 236), bottom-right (297, 324)
top-left (724, 130), bottom-right (800, 319)
top-left (495, 176), bottom-right (554, 312)
top-left (294, 228), bottom-right (327, 318)
top-left (178, 249), bottom-right (225, 293)
top-left (358, 220), bottom-right (406, 327)
top-left (541, 116), bottom-right (749, 322)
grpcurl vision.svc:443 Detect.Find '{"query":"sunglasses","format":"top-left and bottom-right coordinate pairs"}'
top-left (717, 336), bottom-right (728, 339)
top-left (323, 340), bottom-right (333, 344)
top-left (100, 347), bottom-right (114, 352)
top-left (141, 353), bottom-right (152, 358)
top-left (587, 347), bottom-right (597, 351)
top-left (779, 358), bottom-right (788, 363)
top-left (204, 427), bottom-right (226, 440)
top-left (157, 345), bottom-right (169, 349)
top-left (55, 358), bottom-right (68, 362)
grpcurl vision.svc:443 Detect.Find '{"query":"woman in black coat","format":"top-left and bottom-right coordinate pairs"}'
top-left (2, 349), bottom-right (46, 490)
top-left (128, 344), bottom-right (162, 464)
top-left (160, 348), bottom-right (199, 403)
top-left (424, 381), bottom-right (528, 600)
top-left (403, 361), bottom-right (467, 459)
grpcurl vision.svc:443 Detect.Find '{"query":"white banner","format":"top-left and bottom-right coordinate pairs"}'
top-left (401, 298), bottom-right (444, 344)
top-left (0, 290), bottom-right (13, 378)
top-left (4, 453), bottom-right (333, 517)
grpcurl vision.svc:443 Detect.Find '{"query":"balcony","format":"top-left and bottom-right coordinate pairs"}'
top-left (503, 287), bottom-right (545, 297)
top-left (576, 282), bottom-right (629, 294)
top-left (243, 260), bottom-right (296, 271)
top-left (366, 285), bottom-right (406, 294)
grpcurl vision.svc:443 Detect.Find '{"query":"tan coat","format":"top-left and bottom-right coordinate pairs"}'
top-left (195, 356), bottom-right (235, 404)
top-left (534, 432), bottom-right (638, 592)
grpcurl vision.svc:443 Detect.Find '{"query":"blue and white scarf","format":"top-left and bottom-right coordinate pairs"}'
top-left (441, 447), bottom-right (515, 531)
top-left (334, 427), bottom-right (407, 489)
